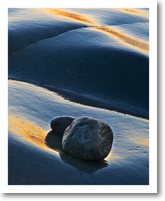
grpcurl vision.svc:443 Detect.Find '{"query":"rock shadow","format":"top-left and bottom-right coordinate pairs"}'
top-left (45, 131), bottom-right (108, 174)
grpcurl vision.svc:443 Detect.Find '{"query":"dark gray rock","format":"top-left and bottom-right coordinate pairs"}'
top-left (51, 116), bottom-right (75, 135)
top-left (62, 116), bottom-right (113, 160)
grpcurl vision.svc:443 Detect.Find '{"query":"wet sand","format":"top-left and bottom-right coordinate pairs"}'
top-left (8, 8), bottom-right (149, 185)
top-left (8, 80), bottom-right (149, 185)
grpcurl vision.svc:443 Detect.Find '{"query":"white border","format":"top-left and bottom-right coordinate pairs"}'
top-left (1, 0), bottom-right (157, 194)
top-left (4, 0), bottom-right (154, 8)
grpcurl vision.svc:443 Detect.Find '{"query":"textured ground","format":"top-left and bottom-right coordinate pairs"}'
top-left (8, 8), bottom-right (149, 185)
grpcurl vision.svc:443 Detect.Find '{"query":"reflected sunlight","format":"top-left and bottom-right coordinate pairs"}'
top-left (95, 26), bottom-right (149, 53)
top-left (118, 8), bottom-right (149, 18)
top-left (130, 136), bottom-right (149, 146)
top-left (8, 115), bottom-right (58, 153)
top-left (42, 8), bottom-right (96, 25)
top-left (105, 153), bottom-right (121, 161)
top-left (41, 8), bottom-right (148, 54)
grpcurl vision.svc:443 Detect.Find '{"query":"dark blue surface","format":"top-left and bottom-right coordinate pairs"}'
top-left (9, 26), bottom-right (149, 118)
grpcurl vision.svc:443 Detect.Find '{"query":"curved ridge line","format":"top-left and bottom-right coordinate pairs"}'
top-left (9, 7), bottom-right (149, 56)
top-left (9, 21), bottom-right (149, 56)
top-left (8, 78), bottom-right (149, 120)
top-left (8, 25), bottom-right (90, 56)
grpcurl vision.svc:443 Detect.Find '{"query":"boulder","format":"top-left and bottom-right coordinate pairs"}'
top-left (62, 116), bottom-right (113, 160)
top-left (51, 116), bottom-right (75, 135)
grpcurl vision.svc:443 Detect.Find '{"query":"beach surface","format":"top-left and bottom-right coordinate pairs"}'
top-left (8, 8), bottom-right (149, 185)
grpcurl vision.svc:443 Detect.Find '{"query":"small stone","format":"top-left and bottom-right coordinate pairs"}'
top-left (51, 116), bottom-right (75, 135)
top-left (62, 116), bottom-right (113, 160)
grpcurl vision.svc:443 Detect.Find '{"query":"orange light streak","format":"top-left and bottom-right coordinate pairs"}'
top-left (95, 26), bottom-right (149, 53)
top-left (8, 115), bottom-right (51, 150)
top-left (119, 8), bottom-right (149, 18)
top-left (43, 8), bottom-right (96, 25)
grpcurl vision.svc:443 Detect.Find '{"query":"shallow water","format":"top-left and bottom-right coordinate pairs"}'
top-left (8, 8), bottom-right (149, 185)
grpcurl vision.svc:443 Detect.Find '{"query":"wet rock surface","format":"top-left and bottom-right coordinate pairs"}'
top-left (62, 116), bottom-right (114, 160)
top-left (51, 116), bottom-right (75, 135)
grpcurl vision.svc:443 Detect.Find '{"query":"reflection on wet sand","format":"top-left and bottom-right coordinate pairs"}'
top-left (130, 136), bottom-right (149, 146)
top-left (106, 153), bottom-right (121, 160)
top-left (40, 8), bottom-right (149, 53)
top-left (8, 114), bottom-right (108, 173)
top-left (95, 26), bottom-right (149, 53)
top-left (45, 131), bottom-right (108, 174)
top-left (118, 8), bottom-right (149, 18)
top-left (8, 115), bottom-right (50, 150)
top-left (42, 8), bottom-right (149, 53)
top-left (42, 8), bottom-right (96, 25)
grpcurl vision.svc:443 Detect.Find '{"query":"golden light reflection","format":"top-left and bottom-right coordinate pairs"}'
top-left (94, 26), bottom-right (149, 53)
top-left (118, 8), bottom-right (149, 18)
top-left (106, 153), bottom-right (121, 160)
top-left (8, 115), bottom-right (56, 152)
top-left (41, 8), bottom-right (149, 54)
top-left (42, 8), bottom-right (96, 25)
top-left (131, 136), bottom-right (149, 146)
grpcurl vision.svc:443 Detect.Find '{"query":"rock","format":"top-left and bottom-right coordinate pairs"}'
top-left (51, 116), bottom-right (75, 135)
top-left (62, 116), bottom-right (113, 160)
